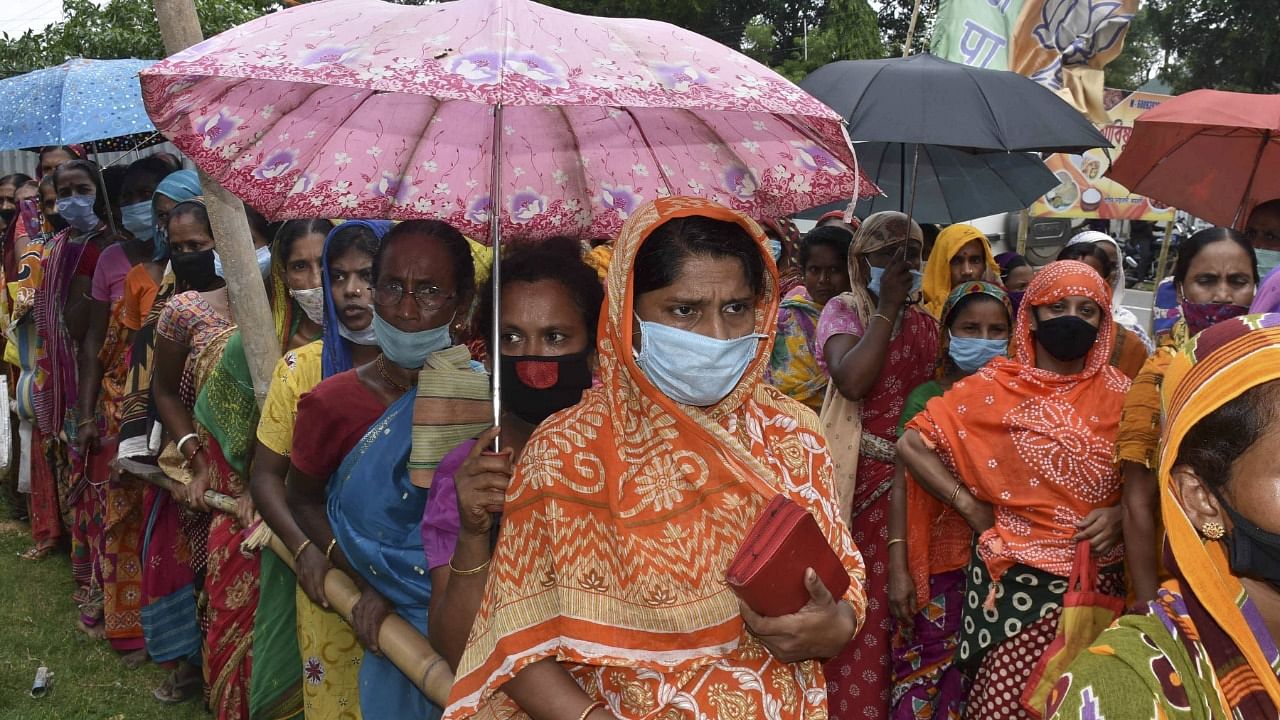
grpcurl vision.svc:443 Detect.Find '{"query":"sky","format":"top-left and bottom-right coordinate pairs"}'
top-left (0, 0), bottom-right (107, 39)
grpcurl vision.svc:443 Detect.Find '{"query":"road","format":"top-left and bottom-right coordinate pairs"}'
top-left (1123, 287), bottom-right (1154, 334)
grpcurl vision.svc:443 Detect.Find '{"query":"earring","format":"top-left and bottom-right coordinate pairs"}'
top-left (1201, 521), bottom-right (1225, 540)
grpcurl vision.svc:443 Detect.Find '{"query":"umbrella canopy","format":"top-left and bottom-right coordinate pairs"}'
top-left (849, 143), bottom-right (1057, 223)
top-left (0, 58), bottom-right (158, 150)
top-left (139, 0), bottom-right (877, 240)
top-left (800, 53), bottom-right (1110, 154)
top-left (1106, 89), bottom-right (1280, 228)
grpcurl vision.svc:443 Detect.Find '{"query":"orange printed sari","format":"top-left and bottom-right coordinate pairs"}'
top-left (444, 196), bottom-right (867, 720)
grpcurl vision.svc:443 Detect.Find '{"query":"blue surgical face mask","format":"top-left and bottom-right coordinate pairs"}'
top-left (633, 317), bottom-right (765, 406)
top-left (211, 246), bottom-right (272, 279)
top-left (55, 194), bottom-right (99, 233)
top-left (1255, 248), bottom-right (1280, 280)
top-left (867, 265), bottom-right (924, 298)
top-left (338, 321), bottom-right (379, 346)
top-left (947, 333), bottom-right (1009, 373)
top-left (372, 309), bottom-right (451, 369)
top-left (766, 237), bottom-right (783, 263)
top-left (121, 201), bottom-right (155, 242)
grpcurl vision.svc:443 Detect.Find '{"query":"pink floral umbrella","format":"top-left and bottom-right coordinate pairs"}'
top-left (138, 0), bottom-right (876, 241)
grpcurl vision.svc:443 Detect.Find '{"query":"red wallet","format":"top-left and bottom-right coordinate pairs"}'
top-left (726, 494), bottom-right (852, 617)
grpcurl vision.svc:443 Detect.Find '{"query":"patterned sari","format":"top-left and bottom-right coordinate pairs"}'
top-left (766, 287), bottom-right (828, 412)
top-left (906, 261), bottom-right (1131, 719)
top-left (444, 196), bottom-right (867, 720)
top-left (1048, 314), bottom-right (1280, 719)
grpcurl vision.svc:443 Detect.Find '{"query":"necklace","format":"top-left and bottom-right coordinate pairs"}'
top-left (375, 354), bottom-right (410, 393)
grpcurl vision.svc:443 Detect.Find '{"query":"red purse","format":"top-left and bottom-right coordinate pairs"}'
top-left (726, 494), bottom-right (851, 617)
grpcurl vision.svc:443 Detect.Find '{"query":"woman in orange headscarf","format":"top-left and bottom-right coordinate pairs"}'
top-left (898, 261), bottom-right (1130, 719)
top-left (443, 196), bottom-right (866, 720)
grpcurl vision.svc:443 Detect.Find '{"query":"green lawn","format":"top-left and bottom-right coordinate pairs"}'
top-left (0, 506), bottom-right (208, 720)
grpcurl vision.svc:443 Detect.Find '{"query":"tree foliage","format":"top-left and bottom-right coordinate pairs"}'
top-left (1146, 0), bottom-right (1278, 93)
top-left (0, 0), bottom-right (276, 77)
top-left (1104, 6), bottom-right (1159, 90)
top-left (742, 0), bottom-right (885, 82)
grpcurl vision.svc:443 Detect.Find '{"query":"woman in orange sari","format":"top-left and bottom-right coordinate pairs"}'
top-left (898, 261), bottom-right (1129, 719)
top-left (444, 196), bottom-right (866, 720)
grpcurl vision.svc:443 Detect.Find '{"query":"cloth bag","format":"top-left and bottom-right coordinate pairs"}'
top-left (1021, 541), bottom-right (1125, 717)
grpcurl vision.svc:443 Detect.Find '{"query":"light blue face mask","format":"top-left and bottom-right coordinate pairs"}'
top-left (867, 265), bottom-right (924, 298)
top-left (371, 309), bottom-right (451, 369)
top-left (121, 201), bottom-right (154, 242)
top-left (55, 194), bottom-right (99, 233)
top-left (211, 246), bottom-right (272, 279)
top-left (766, 237), bottom-right (783, 263)
top-left (947, 333), bottom-right (1009, 373)
top-left (1255, 248), bottom-right (1280, 280)
top-left (633, 318), bottom-right (765, 406)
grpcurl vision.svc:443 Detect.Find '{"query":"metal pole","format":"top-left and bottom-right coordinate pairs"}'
top-left (152, 0), bottom-right (280, 406)
top-left (489, 102), bottom-right (504, 431)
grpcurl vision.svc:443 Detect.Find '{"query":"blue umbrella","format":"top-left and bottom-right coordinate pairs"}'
top-left (0, 58), bottom-right (158, 151)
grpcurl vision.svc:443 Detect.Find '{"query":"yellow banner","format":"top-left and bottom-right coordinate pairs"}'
top-left (1032, 90), bottom-right (1176, 222)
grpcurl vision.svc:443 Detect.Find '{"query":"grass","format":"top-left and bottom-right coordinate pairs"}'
top-left (0, 498), bottom-right (208, 720)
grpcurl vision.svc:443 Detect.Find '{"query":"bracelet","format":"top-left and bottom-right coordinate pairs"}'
top-left (324, 538), bottom-right (338, 564)
top-left (77, 418), bottom-right (96, 429)
top-left (448, 557), bottom-right (492, 576)
top-left (293, 539), bottom-right (313, 562)
top-left (948, 483), bottom-right (965, 507)
top-left (886, 538), bottom-right (907, 548)
top-left (577, 701), bottom-right (606, 720)
top-left (179, 445), bottom-right (206, 470)
top-left (176, 432), bottom-right (200, 457)
top-left (872, 312), bottom-right (894, 327)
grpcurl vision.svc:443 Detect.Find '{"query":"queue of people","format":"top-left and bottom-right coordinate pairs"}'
top-left (2, 142), bottom-right (1280, 720)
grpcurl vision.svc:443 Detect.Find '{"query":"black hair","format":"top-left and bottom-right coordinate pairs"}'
top-left (52, 159), bottom-right (110, 224)
top-left (999, 254), bottom-right (1031, 281)
top-left (633, 216), bottom-right (765, 297)
top-left (1173, 227), bottom-right (1258, 286)
top-left (168, 200), bottom-right (212, 236)
top-left (1057, 242), bottom-right (1114, 279)
top-left (798, 225), bottom-right (853, 267)
top-left (327, 222), bottom-right (381, 264)
top-left (37, 145), bottom-right (84, 174)
top-left (477, 236), bottom-right (604, 351)
top-left (274, 219), bottom-right (335, 265)
top-left (102, 165), bottom-right (130, 208)
top-left (375, 219), bottom-right (475, 301)
top-left (1175, 380), bottom-right (1280, 490)
top-left (945, 291), bottom-right (1009, 329)
top-left (241, 204), bottom-right (276, 247)
top-left (121, 156), bottom-right (176, 197)
top-left (0, 173), bottom-right (33, 189)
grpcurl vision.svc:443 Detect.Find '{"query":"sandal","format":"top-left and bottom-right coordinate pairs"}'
top-left (120, 648), bottom-right (149, 669)
top-left (153, 667), bottom-right (201, 705)
top-left (18, 542), bottom-right (55, 561)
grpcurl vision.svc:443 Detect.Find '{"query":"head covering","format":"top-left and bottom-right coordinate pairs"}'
top-left (936, 281), bottom-right (1012, 375)
top-left (151, 170), bottom-right (202, 262)
top-left (444, 196), bottom-right (866, 719)
top-left (1067, 230), bottom-right (1145, 338)
top-left (818, 209), bottom-right (861, 231)
top-left (908, 261), bottom-right (1130, 585)
top-left (922, 224), bottom-right (1000, 318)
top-left (1249, 265), bottom-right (1280, 314)
top-left (320, 219), bottom-right (392, 378)
top-left (844, 211), bottom-right (921, 319)
top-left (1159, 313), bottom-right (1280, 714)
top-left (761, 217), bottom-right (803, 294)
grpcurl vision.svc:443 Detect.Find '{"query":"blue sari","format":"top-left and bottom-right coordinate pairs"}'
top-left (327, 389), bottom-right (439, 720)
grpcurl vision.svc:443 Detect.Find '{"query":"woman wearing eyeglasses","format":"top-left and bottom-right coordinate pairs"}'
top-left (286, 219), bottom-right (475, 720)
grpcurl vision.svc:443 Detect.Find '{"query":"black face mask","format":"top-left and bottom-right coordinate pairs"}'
top-left (1214, 490), bottom-right (1280, 589)
top-left (172, 248), bottom-right (220, 290)
top-left (1033, 314), bottom-right (1099, 362)
top-left (0, 208), bottom-right (14, 224)
top-left (500, 350), bottom-right (593, 425)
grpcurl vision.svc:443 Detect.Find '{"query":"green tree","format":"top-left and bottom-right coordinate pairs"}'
top-left (1104, 6), bottom-right (1159, 90)
top-left (1147, 0), bottom-right (1278, 93)
top-left (536, 0), bottom-right (772, 51)
top-left (0, 0), bottom-right (276, 77)
top-left (742, 0), bottom-right (884, 81)
top-left (878, 0), bottom-right (937, 57)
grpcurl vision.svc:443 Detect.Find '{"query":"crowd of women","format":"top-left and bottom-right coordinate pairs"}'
top-left (2, 146), bottom-right (1280, 720)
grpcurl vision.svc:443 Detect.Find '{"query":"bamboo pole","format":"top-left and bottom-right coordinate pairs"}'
top-left (152, 0), bottom-right (281, 407)
top-left (1152, 220), bottom-right (1175, 286)
top-left (1016, 209), bottom-right (1031, 256)
top-left (902, 0), bottom-right (925, 57)
top-left (120, 463), bottom-right (456, 705)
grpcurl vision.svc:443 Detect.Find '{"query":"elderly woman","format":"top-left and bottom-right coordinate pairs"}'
top-left (1048, 313), bottom-right (1280, 718)
top-left (898, 261), bottom-right (1129, 719)
top-left (921, 224), bottom-right (1000, 319)
top-left (443, 197), bottom-right (866, 720)
top-left (819, 211), bottom-right (939, 718)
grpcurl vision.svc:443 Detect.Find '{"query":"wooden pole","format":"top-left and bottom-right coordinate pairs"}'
top-left (1152, 220), bottom-right (1174, 285)
top-left (153, 0), bottom-right (281, 406)
top-left (120, 462), bottom-right (456, 704)
top-left (902, 0), bottom-right (925, 57)
top-left (1016, 209), bottom-right (1031, 256)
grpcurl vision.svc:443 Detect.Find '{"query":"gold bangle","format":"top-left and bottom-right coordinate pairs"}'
top-left (948, 483), bottom-right (964, 507)
top-left (577, 701), bottom-right (606, 720)
top-left (324, 538), bottom-right (338, 564)
top-left (448, 557), bottom-right (492, 576)
top-left (886, 538), bottom-right (906, 548)
top-left (292, 539), bottom-right (312, 562)
top-left (872, 312), bottom-right (894, 326)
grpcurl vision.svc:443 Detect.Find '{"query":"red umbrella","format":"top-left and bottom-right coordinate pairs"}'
top-left (1106, 89), bottom-right (1280, 228)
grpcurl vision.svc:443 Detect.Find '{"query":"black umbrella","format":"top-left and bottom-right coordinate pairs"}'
top-left (800, 53), bottom-right (1110, 154)
top-left (847, 142), bottom-right (1058, 223)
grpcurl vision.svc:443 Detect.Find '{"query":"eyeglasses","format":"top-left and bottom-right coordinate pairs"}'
top-left (370, 282), bottom-right (456, 311)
